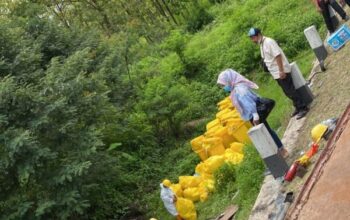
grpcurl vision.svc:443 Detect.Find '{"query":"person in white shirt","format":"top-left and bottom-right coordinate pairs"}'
top-left (248, 28), bottom-right (309, 120)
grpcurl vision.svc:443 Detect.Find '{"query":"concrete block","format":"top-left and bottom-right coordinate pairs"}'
top-left (248, 124), bottom-right (278, 158)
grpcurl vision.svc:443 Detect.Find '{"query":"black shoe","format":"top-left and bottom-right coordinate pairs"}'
top-left (296, 110), bottom-right (308, 120)
top-left (290, 109), bottom-right (299, 117)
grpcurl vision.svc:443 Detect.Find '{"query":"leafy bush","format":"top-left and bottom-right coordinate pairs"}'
top-left (187, 8), bottom-right (214, 33)
top-left (214, 163), bottom-right (237, 193)
top-left (233, 145), bottom-right (265, 220)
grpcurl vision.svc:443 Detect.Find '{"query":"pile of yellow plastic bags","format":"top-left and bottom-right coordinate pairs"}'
top-left (163, 97), bottom-right (253, 220)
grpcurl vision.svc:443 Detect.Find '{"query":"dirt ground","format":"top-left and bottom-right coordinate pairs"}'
top-left (283, 20), bottom-right (350, 204)
top-left (293, 43), bottom-right (350, 155)
top-left (294, 107), bottom-right (350, 220)
top-left (249, 20), bottom-right (350, 220)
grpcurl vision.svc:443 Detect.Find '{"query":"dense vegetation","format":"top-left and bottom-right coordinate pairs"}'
top-left (0, 0), bottom-right (323, 219)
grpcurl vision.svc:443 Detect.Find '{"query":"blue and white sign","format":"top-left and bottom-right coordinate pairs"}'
top-left (327, 24), bottom-right (350, 51)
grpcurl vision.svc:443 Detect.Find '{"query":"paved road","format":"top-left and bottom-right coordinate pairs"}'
top-left (288, 104), bottom-right (350, 219)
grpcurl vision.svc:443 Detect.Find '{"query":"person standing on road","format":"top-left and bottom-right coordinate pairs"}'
top-left (312, 0), bottom-right (349, 34)
top-left (248, 28), bottom-right (309, 120)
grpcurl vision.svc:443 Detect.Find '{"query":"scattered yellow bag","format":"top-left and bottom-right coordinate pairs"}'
top-left (176, 198), bottom-right (197, 220)
top-left (219, 111), bottom-right (240, 124)
top-left (194, 148), bottom-right (208, 161)
top-left (203, 137), bottom-right (225, 157)
top-left (205, 125), bottom-right (223, 137)
top-left (199, 178), bottom-right (215, 192)
top-left (200, 191), bottom-right (208, 202)
top-left (230, 142), bottom-right (245, 154)
top-left (190, 135), bottom-right (205, 151)
top-left (197, 185), bottom-right (209, 202)
top-left (224, 118), bottom-right (244, 127)
top-left (169, 184), bottom-right (183, 197)
top-left (224, 149), bottom-right (244, 165)
top-left (227, 121), bottom-right (252, 144)
top-left (217, 97), bottom-right (232, 110)
top-left (179, 176), bottom-right (202, 189)
top-left (204, 155), bottom-right (225, 173)
top-left (213, 126), bottom-right (236, 148)
top-left (200, 173), bottom-right (214, 182)
top-left (216, 108), bottom-right (231, 119)
top-left (183, 187), bottom-right (200, 202)
top-left (195, 163), bottom-right (209, 176)
top-left (206, 119), bottom-right (221, 131)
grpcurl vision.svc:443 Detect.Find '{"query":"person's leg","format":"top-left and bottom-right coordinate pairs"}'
top-left (263, 121), bottom-right (283, 149)
top-left (330, 0), bottom-right (348, 19)
top-left (319, 1), bottom-right (336, 33)
top-left (276, 74), bottom-right (306, 112)
top-left (263, 121), bottom-right (289, 157)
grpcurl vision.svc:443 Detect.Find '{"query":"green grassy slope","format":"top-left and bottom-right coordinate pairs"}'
top-left (144, 0), bottom-right (324, 219)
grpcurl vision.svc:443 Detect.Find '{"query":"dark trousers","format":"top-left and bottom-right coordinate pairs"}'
top-left (276, 73), bottom-right (306, 111)
top-left (319, 0), bottom-right (347, 33)
top-left (330, 0), bottom-right (348, 19)
top-left (250, 119), bottom-right (283, 149)
top-left (344, 0), bottom-right (350, 6)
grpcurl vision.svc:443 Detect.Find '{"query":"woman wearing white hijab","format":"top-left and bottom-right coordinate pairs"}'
top-left (217, 69), bottom-right (288, 158)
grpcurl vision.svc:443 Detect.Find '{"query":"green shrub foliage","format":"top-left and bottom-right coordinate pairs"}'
top-left (0, 0), bottom-right (322, 219)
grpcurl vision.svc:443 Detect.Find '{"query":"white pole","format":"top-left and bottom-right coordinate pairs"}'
top-left (304, 25), bottom-right (327, 71)
top-left (290, 62), bottom-right (314, 106)
top-left (248, 124), bottom-right (288, 179)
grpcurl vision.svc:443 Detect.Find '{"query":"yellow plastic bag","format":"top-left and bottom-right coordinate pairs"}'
top-left (213, 126), bottom-right (236, 148)
top-left (224, 118), bottom-right (244, 127)
top-left (219, 111), bottom-right (240, 124)
top-left (190, 135), bottom-right (205, 151)
top-left (224, 149), bottom-right (244, 165)
top-left (199, 177), bottom-right (215, 192)
top-left (183, 187), bottom-right (200, 202)
top-left (206, 179), bottom-right (215, 192)
top-left (202, 137), bottom-right (225, 157)
top-left (216, 108), bottom-right (231, 119)
top-left (230, 142), bottom-right (245, 154)
top-left (195, 163), bottom-right (209, 176)
top-left (198, 182), bottom-right (210, 201)
top-left (169, 184), bottom-right (183, 198)
top-left (217, 97), bottom-right (232, 110)
top-left (205, 125), bottom-right (223, 137)
top-left (199, 190), bottom-right (208, 202)
top-left (227, 121), bottom-right (252, 144)
top-left (199, 173), bottom-right (214, 182)
top-left (179, 176), bottom-right (202, 189)
top-left (176, 198), bottom-right (197, 220)
top-left (194, 148), bottom-right (208, 161)
top-left (204, 155), bottom-right (225, 173)
top-left (206, 119), bottom-right (221, 131)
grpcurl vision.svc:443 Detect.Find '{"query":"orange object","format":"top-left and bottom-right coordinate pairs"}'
top-left (306, 143), bottom-right (319, 157)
